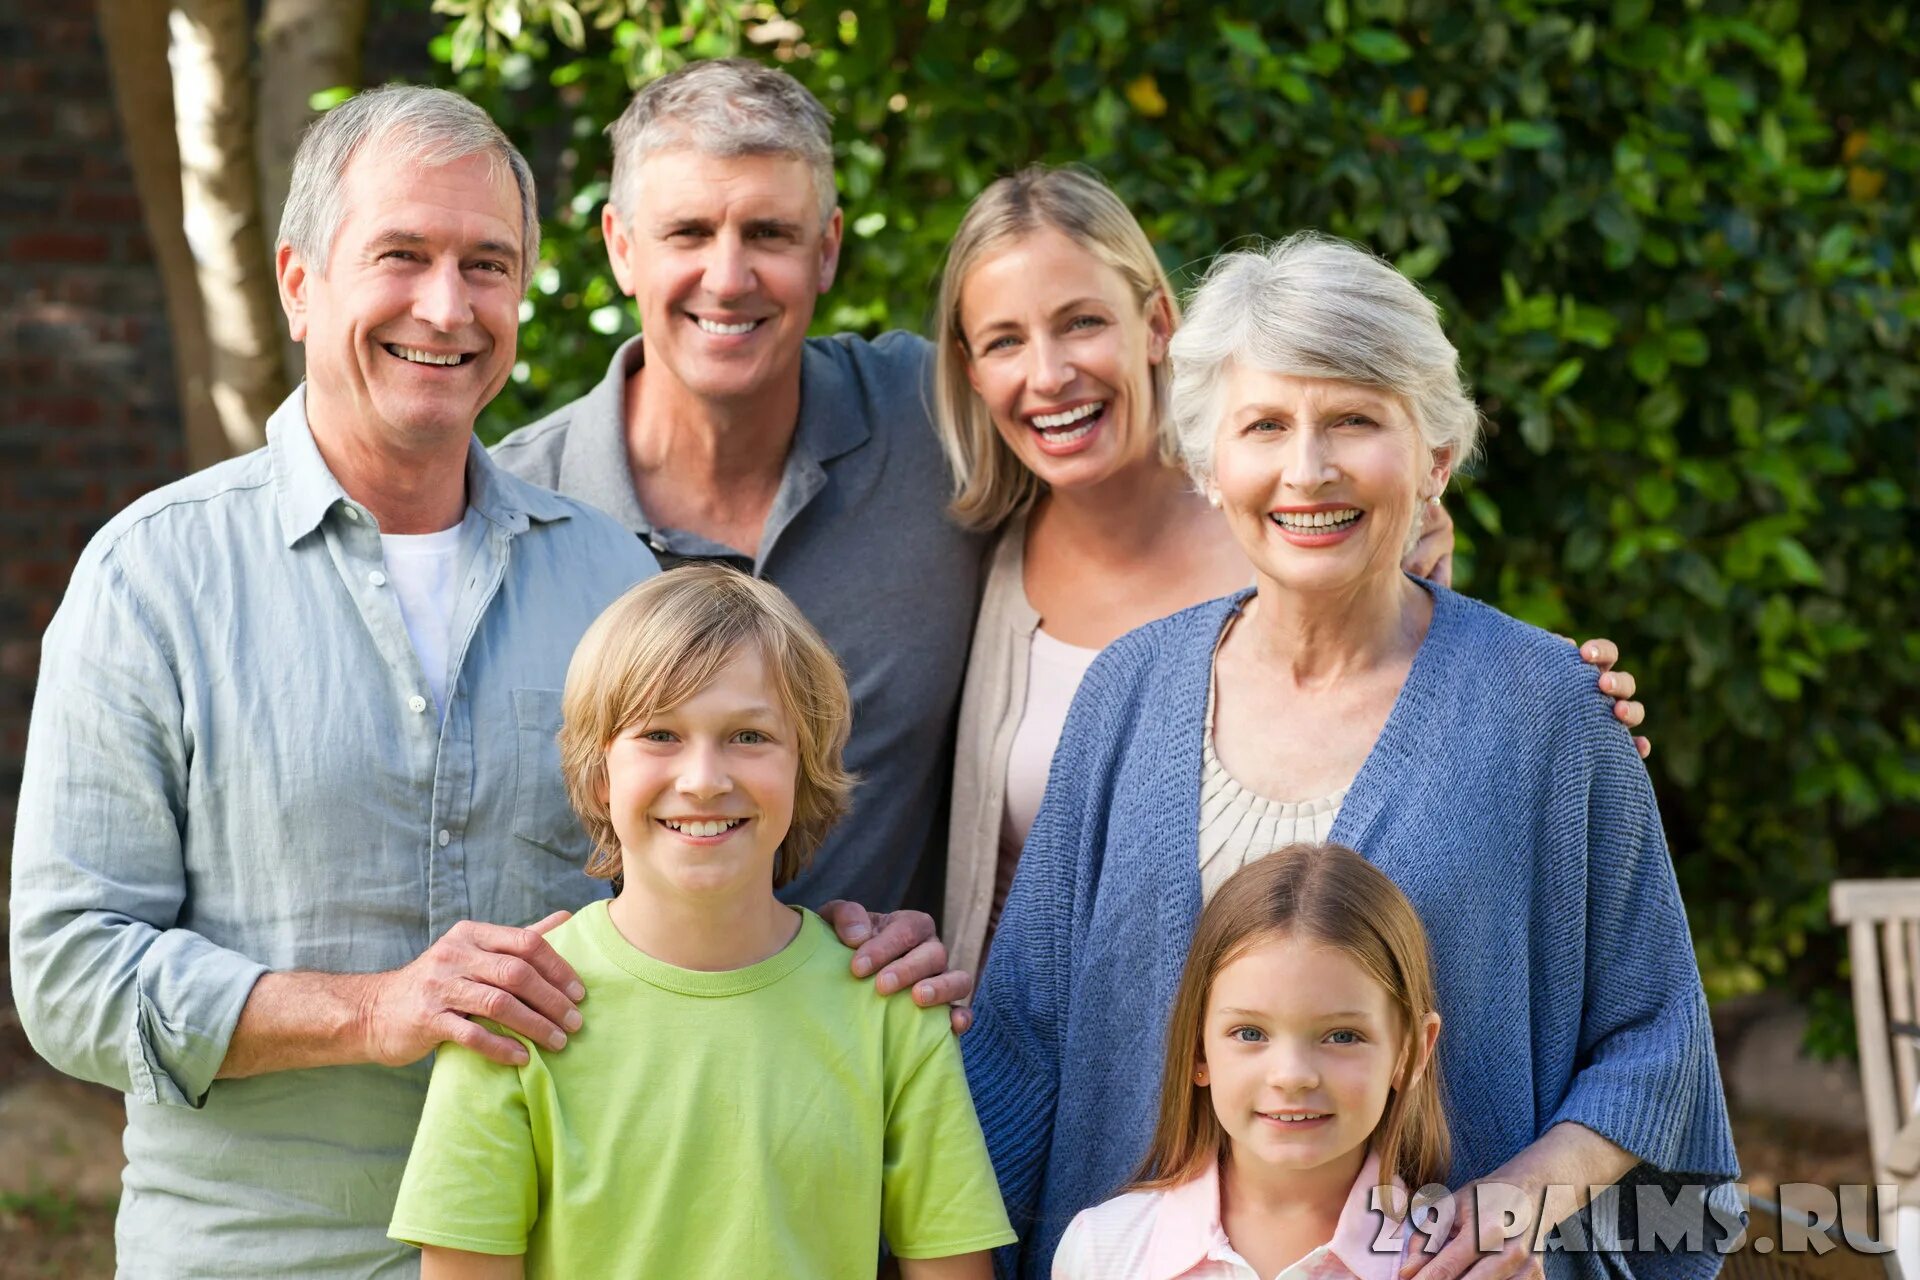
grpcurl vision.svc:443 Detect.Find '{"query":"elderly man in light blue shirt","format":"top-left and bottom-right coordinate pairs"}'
top-left (8, 87), bottom-right (657, 1276)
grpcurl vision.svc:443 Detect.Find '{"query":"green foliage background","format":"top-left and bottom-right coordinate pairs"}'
top-left (428, 0), bottom-right (1919, 1036)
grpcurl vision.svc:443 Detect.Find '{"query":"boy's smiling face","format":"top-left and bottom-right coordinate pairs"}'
top-left (600, 643), bottom-right (798, 902)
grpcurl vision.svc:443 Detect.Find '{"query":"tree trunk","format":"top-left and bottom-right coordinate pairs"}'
top-left (255, 0), bottom-right (369, 386)
top-left (169, 0), bottom-right (287, 455)
top-left (97, 0), bottom-right (226, 472)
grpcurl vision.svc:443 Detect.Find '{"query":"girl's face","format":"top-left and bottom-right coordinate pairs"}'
top-left (958, 225), bottom-right (1171, 495)
top-left (600, 644), bottom-right (798, 902)
top-left (1196, 933), bottom-right (1434, 1179)
top-left (1209, 366), bottom-right (1449, 598)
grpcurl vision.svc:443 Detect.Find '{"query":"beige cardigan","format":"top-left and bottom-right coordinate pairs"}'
top-left (944, 516), bottom-right (1038, 980)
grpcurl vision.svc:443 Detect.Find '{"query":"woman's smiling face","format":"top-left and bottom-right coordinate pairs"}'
top-left (958, 226), bottom-right (1171, 494)
top-left (1209, 364), bottom-right (1450, 597)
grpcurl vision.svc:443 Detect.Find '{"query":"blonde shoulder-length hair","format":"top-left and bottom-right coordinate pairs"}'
top-left (932, 164), bottom-right (1182, 531)
top-left (557, 564), bottom-right (856, 889)
top-left (1132, 842), bottom-right (1451, 1201)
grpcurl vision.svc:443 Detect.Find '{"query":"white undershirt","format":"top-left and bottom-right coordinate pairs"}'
top-left (380, 523), bottom-right (465, 717)
top-left (1001, 627), bottom-right (1103, 852)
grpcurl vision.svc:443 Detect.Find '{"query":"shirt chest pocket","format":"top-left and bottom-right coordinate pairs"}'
top-left (511, 688), bottom-right (591, 863)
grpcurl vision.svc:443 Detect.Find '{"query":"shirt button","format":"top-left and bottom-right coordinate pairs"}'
top-left (648, 536), bottom-right (665, 551)
top-left (437, 829), bottom-right (452, 847)
top-left (369, 570), bottom-right (387, 587)
top-left (407, 694), bottom-right (428, 714)
top-left (342, 505), bottom-right (360, 521)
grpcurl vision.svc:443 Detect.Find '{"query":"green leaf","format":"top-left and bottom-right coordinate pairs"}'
top-left (1465, 489), bottom-right (1503, 534)
top-left (1665, 329), bottom-right (1709, 366)
top-left (1760, 667), bottom-right (1803, 701)
top-left (548, 1), bottom-right (585, 49)
top-left (1541, 357), bottom-right (1585, 397)
top-left (1774, 538), bottom-right (1825, 587)
top-left (1217, 17), bottom-right (1269, 60)
top-left (1777, 34), bottom-right (1806, 88)
top-left (1816, 224), bottom-right (1856, 267)
top-left (1628, 341), bottom-right (1669, 385)
top-left (1348, 30), bottom-right (1412, 64)
top-left (1395, 243), bottom-right (1444, 279)
top-left (1518, 408), bottom-right (1553, 453)
top-left (307, 85), bottom-right (354, 112)
top-left (1637, 473), bottom-right (1677, 521)
top-left (1501, 121), bottom-right (1556, 149)
top-left (1325, 0), bottom-right (1348, 35)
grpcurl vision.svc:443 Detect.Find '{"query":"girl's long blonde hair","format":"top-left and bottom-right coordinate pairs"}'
top-left (931, 164), bottom-right (1181, 531)
top-left (1132, 842), bottom-right (1450, 1199)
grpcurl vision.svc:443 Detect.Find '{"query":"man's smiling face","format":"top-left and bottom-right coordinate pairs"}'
top-left (280, 146), bottom-right (523, 451)
top-left (605, 148), bottom-right (842, 407)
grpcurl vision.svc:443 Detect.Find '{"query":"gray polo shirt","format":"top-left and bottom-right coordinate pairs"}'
top-left (493, 331), bottom-right (988, 911)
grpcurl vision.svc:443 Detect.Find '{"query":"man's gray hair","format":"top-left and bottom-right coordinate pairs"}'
top-left (607, 58), bottom-right (836, 227)
top-left (1168, 233), bottom-right (1481, 484)
top-left (279, 84), bottom-right (539, 286)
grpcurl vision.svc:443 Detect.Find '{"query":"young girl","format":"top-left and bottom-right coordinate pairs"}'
top-left (388, 565), bottom-right (1013, 1278)
top-left (1053, 842), bottom-right (1447, 1280)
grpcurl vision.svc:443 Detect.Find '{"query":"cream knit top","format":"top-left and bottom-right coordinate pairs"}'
top-left (1198, 657), bottom-right (1348, 903)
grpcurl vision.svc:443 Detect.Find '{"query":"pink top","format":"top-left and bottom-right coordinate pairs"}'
top-left (1051, 1151), bottom-right (1411, 1280)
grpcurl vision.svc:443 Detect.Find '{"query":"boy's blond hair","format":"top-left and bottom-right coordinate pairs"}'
top-left (559, 565), bottom-right (856, 888)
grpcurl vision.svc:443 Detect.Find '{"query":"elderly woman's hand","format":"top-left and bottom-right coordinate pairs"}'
top-left (1403, 497), bottom-right (1455, 586)
top-left (1575, 638), bottom-right (1651, 759)
top-left (1402, 1177), bottom-right (1546, 1280)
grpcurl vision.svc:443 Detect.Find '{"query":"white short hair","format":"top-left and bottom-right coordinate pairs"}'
top-left (607, 58), bottom-right (836, 228)
top-left (1168, 233), bottom-right (1480, 483)
top-left (279, 84), bottom-right (539, 287)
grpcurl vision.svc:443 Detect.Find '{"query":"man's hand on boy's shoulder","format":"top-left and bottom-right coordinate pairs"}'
top-left (358, 911), bottom-right (588, 1068)
top-left (818, 901), bottom-right (975, 1034)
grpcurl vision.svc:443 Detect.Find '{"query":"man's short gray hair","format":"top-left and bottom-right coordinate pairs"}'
top-left (1168, 233), bottom-right (1481, 484)
top-left (279, 84), bottom-right (539, 287)
top-left (607, 58), bottom-right (836, 227)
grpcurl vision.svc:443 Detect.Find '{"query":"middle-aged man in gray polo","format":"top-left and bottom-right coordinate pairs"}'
top-left (493, 59), bottom-right (987, 930)
top-left (9, 84), bottom-right (949, 1277)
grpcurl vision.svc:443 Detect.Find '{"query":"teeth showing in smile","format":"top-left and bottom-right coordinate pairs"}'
top-left (387, 344), bottom-right (466, 366)
top-left (1273, 508), bottom-right (1362, 532)
top-left (1259, 1111), bottom-right (1331, 1123)
top-left (1030, 401), bottom-right (1105, 444)
top-left (695, 317), bottom-right (759, 335)
top-left (661, 818), bottom-right (746, 838)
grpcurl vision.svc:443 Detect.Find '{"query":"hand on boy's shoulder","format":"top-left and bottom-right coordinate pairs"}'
top-left (360, 910), bottom-right (586, 1070)
top-left (818, 900), bottom-right (976, 1035)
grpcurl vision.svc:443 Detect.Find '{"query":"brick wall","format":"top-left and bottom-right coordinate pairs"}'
top-left (0, 2), bottom-right (184, 854)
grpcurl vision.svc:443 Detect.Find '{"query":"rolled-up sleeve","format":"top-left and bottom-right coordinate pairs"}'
top-left (9, 550), bottom-right (266, 1107)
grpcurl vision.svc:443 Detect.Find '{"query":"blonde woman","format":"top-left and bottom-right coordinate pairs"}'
top-left (933, 167), bottom-right (1648, 977)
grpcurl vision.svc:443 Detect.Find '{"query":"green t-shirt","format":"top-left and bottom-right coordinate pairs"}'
top-left (388, 903), bottom-right (1015, 1276)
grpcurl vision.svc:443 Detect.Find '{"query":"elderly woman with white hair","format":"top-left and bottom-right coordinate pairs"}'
top-left (962, 233), bottom-right (1738, 1280)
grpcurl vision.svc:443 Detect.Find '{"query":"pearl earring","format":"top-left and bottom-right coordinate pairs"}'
top-left (1426, 493), bottom-right (1442, 506)
top-left (1207, 491), bottom-right (1222, 509)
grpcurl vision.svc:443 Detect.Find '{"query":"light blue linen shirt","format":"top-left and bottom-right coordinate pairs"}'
top-left (9, 388), bottom-right (658, 1277)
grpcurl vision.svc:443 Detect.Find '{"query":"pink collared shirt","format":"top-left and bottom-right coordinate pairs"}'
top-left (1051, 1151), bottom-right (1412, 1280)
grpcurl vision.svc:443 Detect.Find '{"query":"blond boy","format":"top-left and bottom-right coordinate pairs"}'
top-left (389, 566), bottom-right (1013, 1277)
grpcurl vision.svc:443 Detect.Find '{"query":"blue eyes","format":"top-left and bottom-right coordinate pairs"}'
top-left (1224, 1025), bottom-right (1365, 1045)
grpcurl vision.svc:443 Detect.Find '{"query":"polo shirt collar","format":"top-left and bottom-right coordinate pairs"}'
top-left (270, 383), bottom-right (573, 545)
top-left (1142, 1152), bottom-right (1409, 1280)
top-left (552, 333), bottom-right (872, 564)
top-left (555, 334), bottom-right (653, 534)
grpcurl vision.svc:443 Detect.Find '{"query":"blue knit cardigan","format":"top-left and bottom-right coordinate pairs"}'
top-left (962, 582), bottom-right (1740, 1280)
